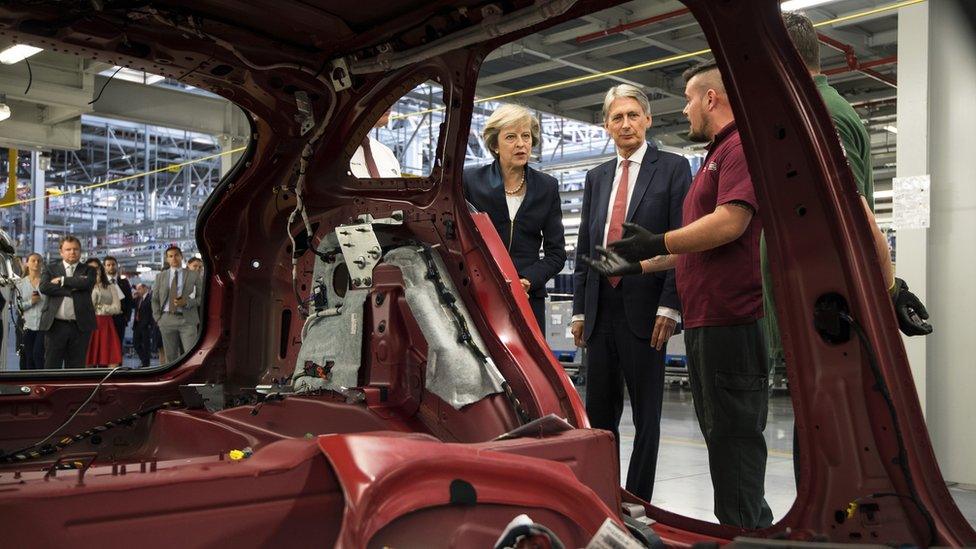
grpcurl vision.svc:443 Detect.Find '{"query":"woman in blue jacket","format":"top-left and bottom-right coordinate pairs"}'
top-left (463, 104), bottom-right (566, 330)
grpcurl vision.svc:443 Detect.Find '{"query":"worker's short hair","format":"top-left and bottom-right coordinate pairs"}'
top-left (602, 84), bottom-right (652, 122)
top-left (187, 257), bottom-right (203, 266)
top-left (59, 235), bottom-right (81, 249)
top-left (104, 255), bottom-right (118, 264)
top-left (682, 60), bottom-right (728, 98)
top-left (482, 104), bottom-right (541, 159)
top-left (164, 245), bottom-right (183, 257)
top-left (783, 12), bottom-right (821, 72)
top-left (682, 60), bottom-right (719, 84)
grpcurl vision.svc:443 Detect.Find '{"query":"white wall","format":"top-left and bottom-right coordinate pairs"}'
top-left (925, 0), bottom-right (976, 486)
top-left (899, 1), bottom-right (976, 486)
top-left (896, 3), bottom-right (929, 412)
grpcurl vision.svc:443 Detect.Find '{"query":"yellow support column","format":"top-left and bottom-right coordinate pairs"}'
top-left (2, 148), bottom-right (17, 206)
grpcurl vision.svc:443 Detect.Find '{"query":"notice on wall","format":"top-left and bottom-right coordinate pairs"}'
top-left (891, 175), bottom-right (931, 230)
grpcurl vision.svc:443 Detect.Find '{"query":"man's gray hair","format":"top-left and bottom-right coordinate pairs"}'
top-left (602, 84), bottom-right (651, 121)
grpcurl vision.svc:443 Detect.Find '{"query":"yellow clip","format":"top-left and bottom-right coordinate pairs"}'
top-left (228, 449), bottom-right (245, 461)
top-left (846, 502), bottom-right (859, 520)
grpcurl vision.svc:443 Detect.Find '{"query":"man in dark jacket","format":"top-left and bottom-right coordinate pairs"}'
top-left (104, 256), bottom-right (133, 353)
top-left (131, 283), bottom-right (154, 368)
top-left (571, 84), bottom-right (692, 502)
top-left (39, 235), bottom-right (97, 369)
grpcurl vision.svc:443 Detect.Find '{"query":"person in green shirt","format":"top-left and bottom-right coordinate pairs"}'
top-left (766, 11), bottom-right (932, 482)
top-left (763, 12), bottom-right (933, 369)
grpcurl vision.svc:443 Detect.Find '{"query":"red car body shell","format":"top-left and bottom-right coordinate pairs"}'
top-left (0, 0), bottom-right (972, 546)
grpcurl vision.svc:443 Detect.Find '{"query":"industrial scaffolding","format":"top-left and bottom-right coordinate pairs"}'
top-left (1, 115), bottom-right (236, 271)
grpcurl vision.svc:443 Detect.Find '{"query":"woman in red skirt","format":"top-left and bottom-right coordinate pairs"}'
top-left (85, 258), bottom-right (123, 367)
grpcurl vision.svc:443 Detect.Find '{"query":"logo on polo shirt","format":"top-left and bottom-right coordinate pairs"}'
top-left (707, 161), bottom-right (718, 172)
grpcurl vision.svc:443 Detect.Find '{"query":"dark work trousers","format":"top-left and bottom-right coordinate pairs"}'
top-left (685, 322), bottom-right (773, 528)
top-left (22, 329), bottom-right (46, 370)
top-left (112, 314), bottom-right (127, 355)
top-left (132, 322), bottom-right (153, 368)
top-left (528, 296), bottom-right (545, 333)
top-left (44, 319), bottom-right (91, 369)
top-left (584, 277), bottom-right (666, 502)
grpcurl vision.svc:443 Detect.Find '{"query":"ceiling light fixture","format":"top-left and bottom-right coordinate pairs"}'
top-left (780, 0), bottom-right (842, 12)
top-left (884, 125), bottom-right (898, 134)
top-left (0, 94), bottom-right (9, 122)
top-left (0, 44), bottom-right (43, 65)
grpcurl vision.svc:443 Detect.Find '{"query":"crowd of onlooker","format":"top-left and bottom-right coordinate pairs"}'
top-left (2, 235), bottom-right (204, 370)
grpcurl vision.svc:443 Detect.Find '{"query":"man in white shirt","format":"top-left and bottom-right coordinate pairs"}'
top-left (151, 246), bottom-right (203, 363)
top-left (570, 85), bottom-right (692, 502)
top-left (39, 235), bottom-right (97, 369)
top-left (348, 109), bottom-right (402, 178)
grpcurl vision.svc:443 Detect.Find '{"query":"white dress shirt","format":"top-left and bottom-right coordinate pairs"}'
top-left (349, 136), bottom-right (402, 178)
top-left (54, 261), bottom-right (78, 321)
top-left (573, 141), bottom-right (681, 325)
top-left (602, 141), bottom-right (648, 248)
top-left (108, 276), bottom-right (126, 305)
top-left (505, 193), bottom-right (524, 221)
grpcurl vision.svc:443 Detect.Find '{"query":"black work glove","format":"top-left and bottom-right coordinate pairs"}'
top-left (891, 277), bottom-right (932, 336)
top-left (581, 246), bottom-right (642, 277)
top-left (607, 222), bottom-right (669, 262)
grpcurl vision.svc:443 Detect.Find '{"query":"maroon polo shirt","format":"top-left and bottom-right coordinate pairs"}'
top-left (676, 121), bottom-right (763, 329)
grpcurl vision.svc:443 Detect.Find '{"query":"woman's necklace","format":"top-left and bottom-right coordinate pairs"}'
top-left (505, 171), bottom-right (525, 196)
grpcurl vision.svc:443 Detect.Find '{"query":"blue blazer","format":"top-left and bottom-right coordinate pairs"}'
top-left (572, 145), bottom-right (692, 340)
top-left (463, 160), bottom-right (567, 299)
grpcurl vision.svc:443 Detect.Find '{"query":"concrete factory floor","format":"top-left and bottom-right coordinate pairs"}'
top-left (597, 384), bottom-right (976, 527)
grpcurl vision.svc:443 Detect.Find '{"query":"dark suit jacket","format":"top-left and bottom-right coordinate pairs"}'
top-left (132, 292), bottom-right (154, 328)
top-left (572, 144), bottom-right (692, 340)
top-left (113, 277), bottom-right (134, 324)
top-left (39, 261), bottom-right (97, 332)
top-left (463, 161), bottom-right (567, 298)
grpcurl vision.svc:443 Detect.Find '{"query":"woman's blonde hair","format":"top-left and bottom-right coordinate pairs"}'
top-left (482, 104), bottom-right (541, 159)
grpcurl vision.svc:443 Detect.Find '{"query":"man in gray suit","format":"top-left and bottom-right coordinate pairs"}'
top-left (39, 235), bottom-right (97, 369)
top-left (151, 246), bottom-right (203, 363)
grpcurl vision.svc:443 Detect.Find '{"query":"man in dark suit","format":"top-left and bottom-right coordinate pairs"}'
top-left (571, 84), bottom-right (691, 502)
top-left (131, 283), bottom-right (154, 368)
top-left (103, 256), bottom-right (133, 353)
top-left (39, 235), bottom-right (97, 369)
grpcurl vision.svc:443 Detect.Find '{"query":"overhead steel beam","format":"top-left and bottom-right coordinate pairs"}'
top-left (479, 60), bottom-right (563, 86)
top-left (539, 1), bottom-right (686, 45)
top-left (866, 28), bottom-right (898, 47)
top-left (515, 34), bottom-right (682, 97)
top-left (0, 99), bottom-right (82, 150)
top-left (557, 90), bottom-right (686, 113)
top-left (472, 82), bottom-right (600, 122)
top-left (0, 56), bottom-right (92, 111)
top-left (91, 75), bottom-right (249, 139)
top-left (0, 51), bottom-right (248, 150)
